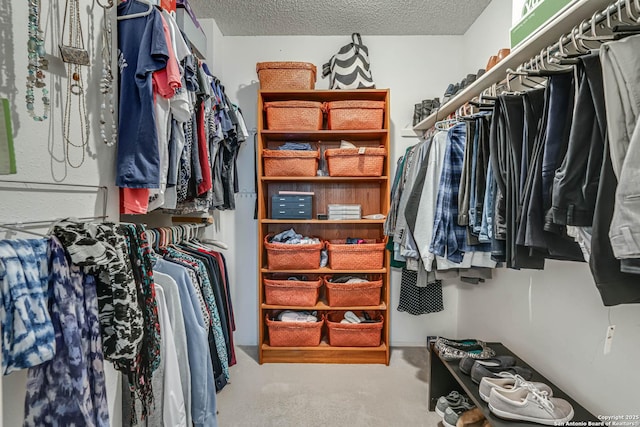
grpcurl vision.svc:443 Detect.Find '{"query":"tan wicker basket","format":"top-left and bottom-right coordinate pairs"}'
top-left (266, 314), bottom-right (324, 347)
top-left (264, 276), bottom-right (322, 306)
top-left (325, 147), bottom-right (385, 177)
top-left (256, 62), bottom-right (317, 90)
top-left (263, 149), bottom-right (319, 176)
top-left (264, 101), bottom-right (324, 130)
top-left (326, 311), bottom-right (383, 347)
top-left (324, 275), bottom-right (383, 307)
top-left (327, 239), bottom-right (385, 270)
top-left (326, 100), bottom-right (385, 130)
top-left (264, 235), bottom-right (324, 270)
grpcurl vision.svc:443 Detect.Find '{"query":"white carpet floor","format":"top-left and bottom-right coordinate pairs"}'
top-left (216, 346), bottom-right (443, 427)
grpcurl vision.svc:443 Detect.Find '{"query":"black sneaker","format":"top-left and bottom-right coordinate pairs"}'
top-left (471, 363), bottom-right (533, 384)
top-left (413, 103), bottom-right (422, 126)
top-left (459, 355), bottom-right (516, 375)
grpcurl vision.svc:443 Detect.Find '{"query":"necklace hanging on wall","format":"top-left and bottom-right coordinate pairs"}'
top-left (60, 0), bottom-right (89, 168)
top-left (98, 0), bottom-right (117, 147)
top-left (26, 0), bottom-right (50, 122)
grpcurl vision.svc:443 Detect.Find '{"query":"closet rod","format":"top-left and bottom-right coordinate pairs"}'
top-left (0, 180), bottom-right (110, 220)
top-left (414, 0), bottom-right (625, 131)
top-left (0, 215), bottom-right (108, 227)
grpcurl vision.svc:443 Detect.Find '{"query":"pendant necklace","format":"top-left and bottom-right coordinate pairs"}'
top-left (98, 0), bottom-right (117, 147)
top-left (61, 0), bottom-right (89, 168)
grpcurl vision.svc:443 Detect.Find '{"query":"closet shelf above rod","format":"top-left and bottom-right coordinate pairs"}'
top-left (404, 0), bottom-right (620, 136)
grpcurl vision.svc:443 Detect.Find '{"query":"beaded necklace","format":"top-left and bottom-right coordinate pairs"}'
top-left (98, 0), bottom-right (117, 147)
top-left (26, 0), bottom-right (50, 122)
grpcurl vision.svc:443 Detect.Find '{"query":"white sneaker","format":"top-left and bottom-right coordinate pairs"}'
top-left (479, 373), bottom-right (553, 402)
top-left (488, 387), bottom-right (574, 425)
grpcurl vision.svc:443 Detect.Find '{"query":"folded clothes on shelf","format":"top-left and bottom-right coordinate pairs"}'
top-left (277, 310), bottom-right (319, 322)
top-left (277, 142), bottom-right (314, 151)
top-left (329, 275), bottom-right (369, 284)
top-left (269, 228), bottom-right (321, 244)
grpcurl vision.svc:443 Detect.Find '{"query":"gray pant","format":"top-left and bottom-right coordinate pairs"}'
top-left (601, 35), bottom-right (640, 264)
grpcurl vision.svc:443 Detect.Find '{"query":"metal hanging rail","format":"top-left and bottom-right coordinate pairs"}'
top-left (409, 0), bottom-right (628, 133)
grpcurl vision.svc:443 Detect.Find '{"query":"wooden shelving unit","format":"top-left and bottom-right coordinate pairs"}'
top-left (257, 89), bottom-right (391, 365)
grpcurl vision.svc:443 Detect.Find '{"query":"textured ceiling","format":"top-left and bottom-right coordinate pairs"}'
top-left (188, 0), bottom-right (493, 36)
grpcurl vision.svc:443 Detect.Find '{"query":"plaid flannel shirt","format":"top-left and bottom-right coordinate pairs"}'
top-left (430, 123), bottom-right (491, 262)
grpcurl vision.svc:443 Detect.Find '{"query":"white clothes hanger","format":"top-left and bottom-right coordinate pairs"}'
top-left (117, 0), bottom-right (154, 20)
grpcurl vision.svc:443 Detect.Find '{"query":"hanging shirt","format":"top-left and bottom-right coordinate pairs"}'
top-left (0, 238), bottom-right (54, 375)
top-left (24, 238), bottom-right (109, 427)
top-left (116, 2), bottom-right (169, 188)
top-left (153, 258), bottom-right (218, 427)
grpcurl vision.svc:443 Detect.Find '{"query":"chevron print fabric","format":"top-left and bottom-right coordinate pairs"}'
top-left (323, 33), bottom-right (376, 89)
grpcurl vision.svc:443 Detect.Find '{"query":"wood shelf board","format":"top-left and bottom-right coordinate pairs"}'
top-left (260, 219), bottom-right (385, 224)
top-left (262, 176), bottom-right (388, 182)
top-left (261, 301), bottom-right (387, 311)
top-left (262, 267), bottom-right (387, 274)
top-left (412, 0), bottom-right (614, 132)
top-left (261, 130), bottom-right (388, 141)
top-left (263, 342), bottom-right (387, 351)
top-left (430, 342), bottom-right (598, 425)
top-left (260, 89), bottom-right (389, 102)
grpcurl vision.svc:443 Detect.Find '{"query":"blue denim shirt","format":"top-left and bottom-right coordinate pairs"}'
top-left (154, 258), bottom-right (218, 427)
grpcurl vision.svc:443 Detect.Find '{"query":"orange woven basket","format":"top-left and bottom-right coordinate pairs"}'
top-left (325, 147), bottom-right (386, 177)
top-left (326, 100), bottom-right (385, 130)
top-left (264, 276), bottom-right (322, 306)
top-left (327, 239), bottom-right (385, 270)
top-left (266, 314), bottom-right (324, 347)
top-left (324, 275), bottom-right (383, 307)
top-left (256, 62), bottom-right (317, 90)
top-left (264, 101), bottom-right (324, 130)
top-left (326, 311), bottom-right (383, 347)
top-left (264, 235), bottom-right (324, 270)
top-left (263, 149), bottom-right (319, 176)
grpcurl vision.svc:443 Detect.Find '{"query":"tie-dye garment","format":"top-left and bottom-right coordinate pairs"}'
top-left (24, 237), bottom-right (109, 427)
top-left (0, 238), bottom-right (54, 375)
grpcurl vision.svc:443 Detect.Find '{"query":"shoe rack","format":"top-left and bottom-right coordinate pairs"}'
top-left (428, 342), bottom-right (598, 425)
top-left (257, 89), bottom-right (391, 365)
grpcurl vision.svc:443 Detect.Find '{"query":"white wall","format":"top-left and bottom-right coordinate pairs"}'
top-left (455, 0), bottom-right (640, 416)
top-left (204, 32), bottom-right (473, 346)
top-left (463, 0), bottom-right (514, 72)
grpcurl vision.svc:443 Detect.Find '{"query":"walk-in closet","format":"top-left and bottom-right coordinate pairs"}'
top-left (1, 0), bottom-right (638, 426)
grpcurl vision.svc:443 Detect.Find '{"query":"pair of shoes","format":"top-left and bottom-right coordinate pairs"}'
top-left (485, 48), bottom-right (511, 71)
top-left (413, 98), bottom-right (441, 125)
top-left (471, 360), bottom-right (533, 384)
top-left (436, 391), bottom-right (475, 427)
top-left (435, 337), bottom-right (495, 361)
top-left (479, 372), bottom-right (552, 402)
top-left (459, 355), bottom-right (515, 375)
top-left (488, 382), bottom-right (574, 425)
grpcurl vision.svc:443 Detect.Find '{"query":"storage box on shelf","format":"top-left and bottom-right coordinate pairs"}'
top-left (257, 89), bottom-right (391, 365)
top-left (326, 100), bottom-right (385, 130)
top-left (327, 239), bottom-right (385, 270)
top-left (263, 149), bottom-right (319, 177)
top-left (264, 276), bottom-right (322, 306)
top-left (256, 62), bottom-right (317, 90)
top-left (324, 275), bottom-right (383, 307)
top-left (325, 147), bottom-right (386, 177)
top-left (264, 101), bottom-right (324, 130)
top-left (266, 314), bottom-right (324, 347)
top-left (326, 311), bottom-right (384, 347)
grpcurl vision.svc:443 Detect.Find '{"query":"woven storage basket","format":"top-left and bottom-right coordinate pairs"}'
top-left (264, 276), bottom-right (322, 306)
top-left (264, 101), bottom-right (324, 130)
top-left (326, 311), bottom-right (383, 347)
top-left (326, 100), bottom-right (385, 130)
top-left (256, 62), bottom-right (317, 90)
top-left (264, 235), bottom-right (324, 270)
top-left (266, 314), bottom-right (324, 347)
top-left (327, 239), bottom-right (385, 270)
top-left (263, 149), bottom-right (319, 176)
top-left (325, 147), bottom-right (385, 177)
top-left (324, 275), bottom-right (382, 307)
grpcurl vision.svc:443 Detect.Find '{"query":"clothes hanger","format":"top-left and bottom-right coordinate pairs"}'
top-left (0, 224), bottom-right (49, 238)
top-left (117, 0), bottom-right (154, 20)
top-left (579, 10), bottom-right (617, 42)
